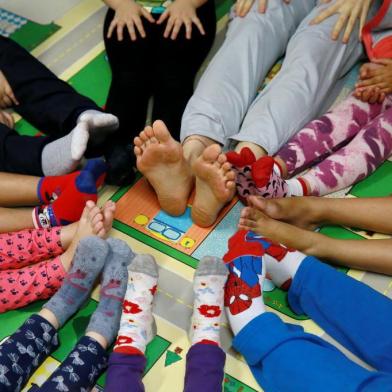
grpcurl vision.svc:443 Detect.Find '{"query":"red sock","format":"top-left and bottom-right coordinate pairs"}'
top-left (33, 171), bottom-right (97, 228)
top-left (38, 159), bottom-right (107, 204)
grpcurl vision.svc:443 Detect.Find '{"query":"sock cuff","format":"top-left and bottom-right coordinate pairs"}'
top-left (37, 177), bottom-right (46, 204)
top-left (297, 177), bottom-right (308, 196)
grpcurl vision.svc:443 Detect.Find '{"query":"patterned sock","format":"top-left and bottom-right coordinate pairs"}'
top-left (86, 238), bottom-right (134, 345)
top-left (286, 177), bottom-right (307, 196)
top-left (38, 335), bottom-right (108, 392)
top-left (33, 170), bottom-right (97, 228)
top-left (0, 315), bottom-right (58, 392)
top-left (37, 158), bottom-right (107, 204)
top-left (77, 109), bottom-right (119, 144)
top-left (114, 254), bottom-right (159, 355)
top-left (41, 123), bottom-right (90, 176)
top-left (226, 147), bottom-right (257, 203)
top-left (43, 237), bottom-right (109, 327)
top-left (189, 256), bottom-right (228, 346)
top-left (223, 230), bottom-right (267, 335)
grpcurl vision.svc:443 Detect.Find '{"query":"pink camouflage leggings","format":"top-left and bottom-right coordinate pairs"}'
top-left (0, 228), bottom-right (66, 313)
top-left (276, 94), bottom-right (392, 195)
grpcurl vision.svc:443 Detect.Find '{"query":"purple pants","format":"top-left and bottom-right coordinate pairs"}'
top-left (104, 343), bottom-right (226, 392)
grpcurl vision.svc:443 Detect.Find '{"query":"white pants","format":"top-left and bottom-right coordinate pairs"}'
top-left (181, 0), bottom-right (380, 154)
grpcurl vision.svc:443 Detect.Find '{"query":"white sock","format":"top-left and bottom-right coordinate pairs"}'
top-left (264, 247), bottom-right (305, 290)
top-left (189, 257), bottom-right (228, 346)
top-left (114, 255), bottom-right (158, 355)
top-left (77, 109), bottom-right (119, 141)
top-left (286, 178), bottom-right (304, 196)
top-left (225, 255), bottom-right (266, 335)
top-left (273, 162), bottom-right (283, 176)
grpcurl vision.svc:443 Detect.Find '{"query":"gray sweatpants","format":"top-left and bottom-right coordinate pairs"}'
top-left (181, 0), bottom-right (379, 154)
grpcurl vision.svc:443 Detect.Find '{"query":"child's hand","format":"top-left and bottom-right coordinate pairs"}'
top-left (107, 0), bottom-right (155, 41)
top-left (157, 0), bottom-right (205, 40)
top-left (0, 110), bottom-right (14, 128)
top-left (356, 59), bottom-right (392, 95)
top-left (235, 0), bottom-right (291, 18)
top-left (354, 86), bottom-right (386, 104)
top-left (0, 71), bottom-right (18, 109)
top-left (311, 0), bottom-right (372, 43)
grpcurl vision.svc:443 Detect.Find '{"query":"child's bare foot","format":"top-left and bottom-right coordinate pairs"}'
top-left (192, 144), bottom-right (236, 227)
top-left (98, 200), bottom-right (116, 238)
top-left (75, 201), bottom-right (105, 240)
top-left (238, 206), bottom-right (319, 255)
top-left (247, 195), bottom-right (322, 231)
top-left (134, 120), bottom-right (193, 216)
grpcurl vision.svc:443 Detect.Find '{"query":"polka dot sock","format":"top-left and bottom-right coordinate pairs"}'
top-left (189, 256), bottom-right (228, 346)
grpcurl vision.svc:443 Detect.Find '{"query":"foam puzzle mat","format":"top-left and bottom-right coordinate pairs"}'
top-left (1, 1), bottom-right (392, 391)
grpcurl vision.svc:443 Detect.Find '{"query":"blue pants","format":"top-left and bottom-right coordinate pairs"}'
top-left (233, 256), bottom-right (392, 392)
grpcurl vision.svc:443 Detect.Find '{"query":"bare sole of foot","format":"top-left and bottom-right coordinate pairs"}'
top-left (192, 144), bottom-right (236, 227)
top-left (134, 120), bottom-right (193, 216)
top-left (247, 195), bottom-right (322, 231)
top-left (238, 206), bottom-right (320, 255)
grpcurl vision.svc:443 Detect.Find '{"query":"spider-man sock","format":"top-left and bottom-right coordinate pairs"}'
top-left (33, 170), bottom-right (97, 228)
top-left (43, 237), bottom-right (109, 327)
top-left (37, 159), bottom-right (107, 204)
top-left (189, 256), bottom-right (228, 346)
top-left (0, 314), bottom-right (58, 392)
top-left (223, 230), bottom-right (266, 335)
top-left (113, 254), bottom-right (158, 356)
top-left (86, 238), bottom-right (133, 346)
top-left (38, 335), bottom-right (108, 392)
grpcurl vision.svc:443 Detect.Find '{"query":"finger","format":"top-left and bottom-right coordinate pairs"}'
top-left (164, 16), bottom-right (175, 38)
top-left (378, 92), bottom-right (386, 103)
top-left (241, 0), bottom-right (253, 17)
top-left (372, 58), bottom-right (392, 66)
top-left (141, 8), bottom-right (155, 23)
top-left (2, 95), bottom-right (12, 108)
top-left (368, 89), bottom-right (378, 104)
top-left (258, 0), bottom-right (267, 13)
top-left (4, 85), bottom-right (18, 106)
top-left (310, 5), bottom-right (336, 25)
top-left (185, 19), bottom-right (192, 39)
top-left (359, 0), bottom-right (371, 37)
top-left (126, 20), bottom-right (137, 41)
top-left (356, 76), bottom-right (384, 88)
top-left (107, 19), bottom-right (117, 39)
top-left (331, 13), bottom-right (349, 41)
top-left (192, 16), bottom-right (205, 35)
top-left (133, 16), bottom-right (146, 38)
top-left (362, 88), bottom-right (372, 103)
top-left (171, 19), bottom-right (182, 40)
top-left (3, 111), bottom-right (14, 128)
top-left (342, 7), bottom-right (360, 43)
top-left (117, 22), bottom-right (125, 41)
top-left (157, 9), bottom-right (169, 24)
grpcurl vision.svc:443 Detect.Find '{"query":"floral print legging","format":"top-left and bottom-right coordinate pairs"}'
top-left (0, 228), bottom-right (66, 313)
top-left (276, 94), bottom-right (392, 195)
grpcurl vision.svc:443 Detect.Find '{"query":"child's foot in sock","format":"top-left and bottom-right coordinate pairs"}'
top-left (43, 236), bottom-right (109, 327)
top-left (226, 147), bottom-right (257, 203)
top-left (189, 256), bottom-right (228, 346)
top-left (41, 122), bottom-right (90, 176)
top-left (239, 205), bottom-right (318, 260)
top-left (114, 254), bottom-right (159, 355)
top-left (86, 238), bottom-right (134, 345)
top-left (77, 109), bottom-right (119, 144)
top-left (33, 170), bottom-right (97, 228)
top-left (37, 158), bottom-right (107, 204)
top-left (223, 230), bottom-right (266, 335)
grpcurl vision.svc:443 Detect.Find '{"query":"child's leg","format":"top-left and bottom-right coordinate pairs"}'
top-left (0, 314), bottom-right (59, 392)
top-left (105, 254), bottom-right (159, 392)
top-left (276, 94), bottom-right (392, 176)
top-left (185, 256), bottom-right (227, 392)
top-left (0, 227), bottom-right (64, 270)
top-left (299, 106), bottom-right (392, 195)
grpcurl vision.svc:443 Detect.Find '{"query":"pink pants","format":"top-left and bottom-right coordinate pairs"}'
top-left (0, 228), bottom-right (66, 313)
top-left (276, 94), bottom-right (392, 195)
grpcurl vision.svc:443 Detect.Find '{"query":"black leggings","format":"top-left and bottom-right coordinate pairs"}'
top-left (103, 0), bottom-right (216, 147)
top-left (0, 36), bottom-right (100, 175)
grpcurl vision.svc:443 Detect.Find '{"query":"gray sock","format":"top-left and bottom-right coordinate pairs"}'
top-left (86, 238), bottom-right (135, 345)
top-left (43, 236), bottom-right (109, 327)
top-left (41, 123), bottom-right (89, 176)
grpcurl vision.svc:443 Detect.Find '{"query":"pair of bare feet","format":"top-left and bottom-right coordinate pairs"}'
top-left (134, 120), bottom-right (236, 227)
top-left (238, 195), bottom-right (322, 256)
